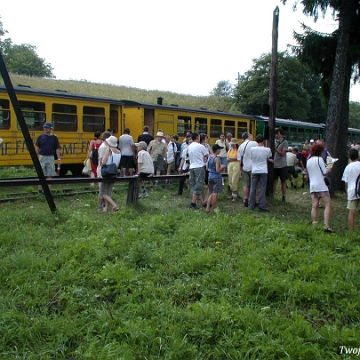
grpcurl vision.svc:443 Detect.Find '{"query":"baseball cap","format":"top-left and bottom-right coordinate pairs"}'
top-left (43, 122), bottom-right (53, 128)
top-left (212, 144), bottom-right (224, 152)
top-left (135, 141), bottom-right (148, 149)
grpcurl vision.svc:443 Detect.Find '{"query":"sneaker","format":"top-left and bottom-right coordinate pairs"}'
top-left (189, 203), bottom-right (199, 210)
top-left (142, 192), bottom-right (149, 198)
top-left (324, 226), bottom-right (334, 233)
top-left (244, 199), bottom-right (249, 207)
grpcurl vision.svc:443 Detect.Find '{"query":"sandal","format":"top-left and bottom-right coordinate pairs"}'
top-left (112, 206), bottom-right (120, 212)
top-left (324, 226), bottom-right (333, 233)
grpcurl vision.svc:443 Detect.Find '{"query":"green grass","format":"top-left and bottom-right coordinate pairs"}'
top-left (0, 173), bottom-right (359, 359)
top-left (1, 74), bottom-right (234, 112)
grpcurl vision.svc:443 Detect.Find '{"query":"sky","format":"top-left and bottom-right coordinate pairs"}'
top-left (1, 0), bottom-right (359, 102)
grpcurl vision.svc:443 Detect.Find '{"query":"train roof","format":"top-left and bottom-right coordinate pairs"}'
top-left (120, 99), bottom-right (256, 119)
top-left (0, 84), bottom-right (124, 105)
top-left (255, 115), bottom-right (325, 129)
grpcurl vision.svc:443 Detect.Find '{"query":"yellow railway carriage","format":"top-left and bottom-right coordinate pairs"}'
top-left (0, 85), bottom-right (257, 175)
top-left (0, 84), bottom-right (123, 175)
top-left (121, 99), bottom-right (257, 144)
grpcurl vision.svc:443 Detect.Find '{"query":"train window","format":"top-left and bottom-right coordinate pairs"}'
top-left (0, 99), bottom-right (10, 130)
top-left (224, 120), bottom-right (235, 137)
top-left (237, 121), bottom-right (248, 139)
top-left (83, 106), bottom-right (105, 132)
top-left (19, 101), bottom-right (46, 130)
top-left (289, 127), bottom-right (296, 142)
top-left (110, 110), bottom-right (118, 134)
top-left (177, 115), bottom-right (191, 137)
top-left (297, 128), bottom-right (304, 143)
top-left (52, 103), bottom-right (77, 131)
top-left (195, 117), bottom-right (208, 134)
top-left (210, 119), bottom-right (221, 138)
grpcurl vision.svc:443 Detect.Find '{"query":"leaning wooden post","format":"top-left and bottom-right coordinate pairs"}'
top-left (267, 6), bottom-right (279, 197)
top-left (0, 50), bottom-right (57, 212)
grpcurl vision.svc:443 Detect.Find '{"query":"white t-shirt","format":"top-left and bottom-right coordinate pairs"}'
top-left (188, 142), bottom-right (208, 169)
top-left (97, 141), bottom-right (109, 178)
top-left (307, 156), bottom-right (328, 193)
top-left (342, 161), bottom-right (360, 200)
top-left (238, 140), bottom-right (257, 172)
top-left (118, 134), bottom-right (134, 156)
top-left (286, 152), bottom-right (297, 167)
top-left (105, 151), bottom-right (121, 167)
top-left (166, 141), bottom-right (175, 164)
top-left (137, 150), bottom-right (154, 174)
top-left (250, 146), bottom-right (272, 174)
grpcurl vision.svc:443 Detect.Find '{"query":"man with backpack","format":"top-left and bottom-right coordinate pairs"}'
top-left (342, 148), bottom-right (360, 231)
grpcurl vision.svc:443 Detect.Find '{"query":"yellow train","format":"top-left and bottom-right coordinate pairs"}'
top-left (0, 85), bottom-right (256, 175)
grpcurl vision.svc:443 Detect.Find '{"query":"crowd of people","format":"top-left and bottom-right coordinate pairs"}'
top-left (31, 122), bottom-right (360, 232)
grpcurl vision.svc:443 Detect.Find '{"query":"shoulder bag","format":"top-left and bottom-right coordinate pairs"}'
top-left (101, 152), bottom-right (118, 178)
top-left (317, 157), bottom-right (330, 186)
top-left (240, 140), bottom-right (249, 169)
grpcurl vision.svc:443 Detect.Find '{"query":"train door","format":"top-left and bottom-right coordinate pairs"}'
top-left (110, 105), bottom-right (120, 137)
top-left (144, 108), bottom-right (154, 137)
top-left (156, 112), bottom-right (174, 135)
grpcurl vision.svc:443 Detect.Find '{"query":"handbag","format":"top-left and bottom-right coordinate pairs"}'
top-left (240, 140), bottom-right (250, 169)
top-left (317, 157), bottom-right (330, 187)
top-left (82, 158), bottom-right (91, 175)
top-left (82, 166), bottom-right (90, 175)
top-left (101, 153), bottom-right (118, 178)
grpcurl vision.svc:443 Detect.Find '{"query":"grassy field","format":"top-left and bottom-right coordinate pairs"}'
top-left (0, 74), bottom-right (234, 113)
top-left (1, 170), bottom-right (359, 359)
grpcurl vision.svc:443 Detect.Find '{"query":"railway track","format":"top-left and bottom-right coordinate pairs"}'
top-left (0, 187), bottom-right (98, 203)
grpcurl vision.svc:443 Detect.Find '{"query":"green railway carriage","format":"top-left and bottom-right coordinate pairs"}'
top-left (255, 116), bottom-right (326, 147)
top-left (255, 116), bottom-right (360, 147)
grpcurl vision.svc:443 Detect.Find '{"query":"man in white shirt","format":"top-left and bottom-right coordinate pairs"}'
top-left (188, 132), bottom-right (209, 210)
top-left (118, 128), bottom-right (135, 176)
top-left (286, 147), bottom-right (299, 189)
top-left (238, 132), bottom-right (257, 207)
top-left (249, 135), bottom-right (274, 212)
top-left (165, 134), bottom-right (176, 179)
top-left (135, 141), bottom-right (154, 199)
top-left (342, 148), bottom-right (360, 231)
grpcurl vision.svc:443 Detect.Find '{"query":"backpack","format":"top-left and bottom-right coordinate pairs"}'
top-left (91, 144), bottom-right (100, 166)
top-left (356, 173), bottom-right (360, 198)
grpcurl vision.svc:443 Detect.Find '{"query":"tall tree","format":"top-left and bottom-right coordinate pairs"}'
top-left (349, 101), bottom-right (360, 129)
top-left (210, 80), bottom-right (234, 97)
top-left (0, 16), bottom-right (54, 78)
top-left (234, 52), bottom-right (325, 121)
top-left (282, 0), bottom-right (360, 192)
top-left (4, 43), bottom-right (54, 78)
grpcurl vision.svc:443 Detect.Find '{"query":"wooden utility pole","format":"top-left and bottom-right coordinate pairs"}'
top-left (267, 6), bottom-right (279, 197)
